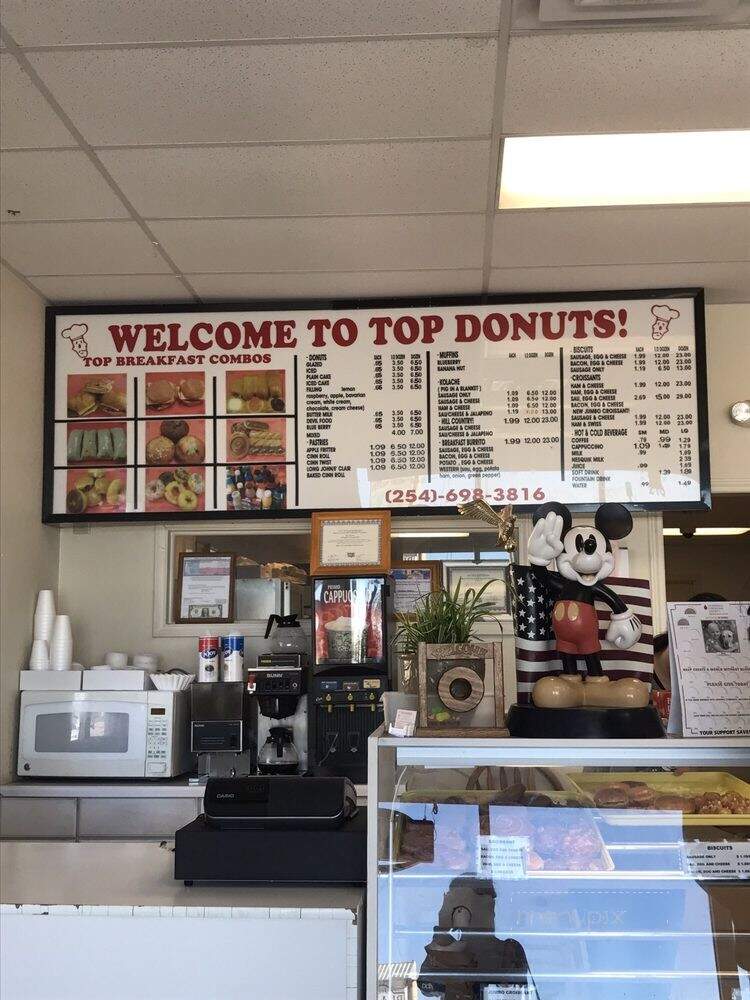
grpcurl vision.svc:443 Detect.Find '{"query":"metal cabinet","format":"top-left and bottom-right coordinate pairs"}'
top-left (0, 797), bottom-right (77, 839)
top-left (78, 797), bottom-right (199, 839)
top-left (368, 732), bottom-right (750, 1000)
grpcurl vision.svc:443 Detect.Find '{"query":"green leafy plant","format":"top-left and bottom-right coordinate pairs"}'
top-left (395, 579), bottom-right (500, 656)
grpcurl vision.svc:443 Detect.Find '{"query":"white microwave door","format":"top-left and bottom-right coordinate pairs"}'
top-left (19, 699), bottom-right (148, 777)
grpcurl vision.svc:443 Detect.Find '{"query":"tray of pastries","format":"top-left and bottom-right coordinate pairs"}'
top-left (564, 771), bottom-right (750, 825)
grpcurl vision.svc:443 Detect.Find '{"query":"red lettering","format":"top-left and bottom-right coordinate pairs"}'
top-left (455, 314), bottom-right (480, 342)
top-left (483, 313), bottom-right (509, 342)
top-left (308, 318), bottom-right (330, 348)
top-left (393, 316), bottom-right (420, 345)
top-left (189, 322), bottom-right (213, 351)
top-left (540, 311), bottom-right (566, 339)
top-left (167, 322), bottom-right (188, 351)
top-left (108, 324), bottom-right (141, 353)
top-left (421, 315), bottom-right (443, 344)
top-left (241, 320), bottom-right (272, 349)
top-left (143, 323), bottom-right (167, 351)
top-left (568, 310), bottom-right (593, 338)
top-left (331, 318), bottom-right (357, 347)
top-left (593, 309), bottom-right (616, 338)
top-left (215, 322), bottom-right (241, 350)
top-left (510, 312), bottom-right (538, 340)
top-left (369, 316), bottom-right (392, 346)
top-left (273, 320), bottom-right (297, 348)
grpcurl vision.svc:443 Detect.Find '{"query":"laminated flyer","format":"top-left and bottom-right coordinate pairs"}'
top-left (667, 601), bottom-right (750, 737)
top-left (44, 291), bottom-right (709, 521)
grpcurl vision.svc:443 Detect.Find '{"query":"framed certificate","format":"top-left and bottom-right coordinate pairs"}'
top-left (444, 561), bottom-right (510, 615)
top-left (390, 561), bottom-right (440, 618)
top-left (310, 510), bottom-right (391, 576)
top-left (175, 552), bottom-right (236, 623)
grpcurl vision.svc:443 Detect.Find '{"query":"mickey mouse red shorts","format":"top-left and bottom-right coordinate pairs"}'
top-left (552, 600), bottom-right (601, 655)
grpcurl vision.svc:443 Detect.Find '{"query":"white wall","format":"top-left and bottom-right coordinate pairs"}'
top-left (705, 304), bottom-right (750, 493)
top-left (0, 267), bottom-right (59, 782)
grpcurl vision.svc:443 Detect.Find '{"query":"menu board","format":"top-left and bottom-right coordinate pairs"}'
top-left (43, 291), bottom-right (709, 522)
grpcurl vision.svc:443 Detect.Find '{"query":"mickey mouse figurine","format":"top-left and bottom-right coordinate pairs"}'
top-left (526, 501), bottom-right (649, 710)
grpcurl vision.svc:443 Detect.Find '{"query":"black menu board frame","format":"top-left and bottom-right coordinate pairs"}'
top-left (43, 288), bottom-right (710, 523)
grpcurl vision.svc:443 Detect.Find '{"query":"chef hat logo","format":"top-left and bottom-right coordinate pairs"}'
top-left (650, 305), bottom-right (680, 341)
top-left (61, 323), bottom-right (89, 357)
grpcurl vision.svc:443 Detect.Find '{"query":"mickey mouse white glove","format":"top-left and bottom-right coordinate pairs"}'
top-left (527, 510), bottom-right (564, 566)
top-left (606, 610), bottom-right (642, 649)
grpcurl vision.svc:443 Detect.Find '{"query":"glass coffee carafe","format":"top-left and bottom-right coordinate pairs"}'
top-left (257, 726), bottom-right (300, 775)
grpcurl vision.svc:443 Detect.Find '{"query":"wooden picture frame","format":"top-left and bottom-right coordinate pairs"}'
top-left (417, 642), bottom-right (506, 737)
top-left (310, 510), bottom-right (391, 577)
top-left (390, 561), bottom-right (441, 619)
top-left (175, 552), bottom-right (236, 624)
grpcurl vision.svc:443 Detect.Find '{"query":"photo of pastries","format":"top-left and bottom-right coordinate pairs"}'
top-left (67, 374), bottom-right (127, 418)
top-left (226, 417), bottom-right (286, 463)
top-left (145, 417), bottom-right (206, 466)
top-left (225, 464), bottom-right (287, 512)
top-left (145, 372), bottom-right (205, 415)
top-left (225, 369), bottom-right (285, 414)
top-left (65, 468), bottom-right (127, 515)
top-left (66, 421), bottom-right (127, 465)
top-left (144, 467), bottom-right (205, 514)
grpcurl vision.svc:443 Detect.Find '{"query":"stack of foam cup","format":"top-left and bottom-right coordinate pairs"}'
top-left (30, 590), bottom-right (56, 670)
top-left (49, 614), bottom-right (73, 671)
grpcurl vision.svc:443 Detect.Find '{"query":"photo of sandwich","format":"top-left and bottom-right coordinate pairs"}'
top-left (67, 374), bottom-right (127, 418)
top-left (145, 371), bottom-right (205, 415)
top-left (225, 369), bottom-right (285, 414)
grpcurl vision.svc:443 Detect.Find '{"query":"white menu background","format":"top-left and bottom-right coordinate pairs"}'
top-left (48, 294), bottom-right (706, 518)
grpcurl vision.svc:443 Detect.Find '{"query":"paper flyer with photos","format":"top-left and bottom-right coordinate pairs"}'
top-left (667, 601), bottom-right (750, 737)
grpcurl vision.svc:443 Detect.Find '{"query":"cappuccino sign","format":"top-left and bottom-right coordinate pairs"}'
top-left (44, 290), bottom-right (708, 521)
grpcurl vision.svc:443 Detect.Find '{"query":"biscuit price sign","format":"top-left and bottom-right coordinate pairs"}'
top-left (44, 290), bottom-right (709, 522)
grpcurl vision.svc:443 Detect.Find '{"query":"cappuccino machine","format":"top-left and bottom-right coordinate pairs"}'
top-left (308, 576), bottom-right (388, 784)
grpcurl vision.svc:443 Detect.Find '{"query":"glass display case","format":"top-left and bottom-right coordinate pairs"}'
top-left (367, 733), bottom-right (750, 1000)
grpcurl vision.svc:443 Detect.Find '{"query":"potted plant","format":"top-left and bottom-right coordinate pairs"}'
top-left (395, 581), bottom-right (506, 733)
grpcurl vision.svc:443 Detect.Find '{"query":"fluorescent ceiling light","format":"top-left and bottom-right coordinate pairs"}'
top-left (499, 130), bottom-right (750, 209)
top-left (663, 527), bottom-right (749, 536)
top-left (392, 531), bottom-right (470, 539)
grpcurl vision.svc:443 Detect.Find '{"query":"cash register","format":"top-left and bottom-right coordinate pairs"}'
top-left (174, 775), bottom-right (366, 885)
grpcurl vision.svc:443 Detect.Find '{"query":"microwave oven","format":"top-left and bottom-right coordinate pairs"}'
top-left (18, 690), bottom-right (192, 779)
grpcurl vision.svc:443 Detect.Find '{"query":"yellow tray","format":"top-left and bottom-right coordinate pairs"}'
top-left (564, 771), bottom-right (750, 826)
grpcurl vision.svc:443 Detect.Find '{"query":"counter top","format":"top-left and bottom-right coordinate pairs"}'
top-left (0, 840), bottom-right (363, 912)
top-left (1, 779), bottom-right (367, 799)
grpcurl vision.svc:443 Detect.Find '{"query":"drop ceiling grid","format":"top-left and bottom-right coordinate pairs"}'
top-left (0, 7), bottom-right (748, 304)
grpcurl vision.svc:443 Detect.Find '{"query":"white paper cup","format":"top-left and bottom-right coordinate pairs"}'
top-left (35, 590), bottom-right (56, 616)
top-left (33, 612), bottom-right (56, 642)
top-left (51, 615), bottom-right (73, 644)
top-left (50, 644), bottom-right (73, 670)
top-left (105, 651), bottom-right (128, 669)
top-left (29, 639), bottom-right (50, 670)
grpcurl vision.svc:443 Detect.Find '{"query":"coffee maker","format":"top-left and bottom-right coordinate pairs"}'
top-left (190, 682), bottom-right (255, 779)
top-left (247, 653), bottom-right (308, 774)
top-left (308, 576), bottom-right (388, 784)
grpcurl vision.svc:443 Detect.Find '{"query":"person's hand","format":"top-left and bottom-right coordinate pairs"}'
top-left (606, 611), bottom-right (642, 649)
top-left (528, 510), bottom-right (564, 566)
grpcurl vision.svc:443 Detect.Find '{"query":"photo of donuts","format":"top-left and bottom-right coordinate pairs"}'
top-left (65, 468), bottom-right (127, 515)
top-left (145, 417), bottom-right (206, 466)
top-left (225, 417), bottom-right (286, 464)
top-left (225, 369), bottom-right (285, 414)
top-left (67, 373), bottom-right (127, 418)
top-left (66, 421), bottom-right (127, 466)
top-left (225, 465), bottom-right (287, 511)
top-left (144, 467), bottom-right (205, 513)
top-left (145, 371), bottom-right (205, 415)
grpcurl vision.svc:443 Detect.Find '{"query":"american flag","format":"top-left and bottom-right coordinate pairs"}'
top-left (510, 565), bottom-right (654, 704)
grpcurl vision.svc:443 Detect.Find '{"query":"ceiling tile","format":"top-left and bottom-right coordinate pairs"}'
top-left (29, 273), bottom-right (193, 303)
top-left (504, 29), bottom-right (750, 135)
top-left (1, 221), bottom-right (171, 274)
top-left (150, 215), bottom-right (485, 272)
top-left (0, 53), bottom-right (75, 149)
top-left (0, 149), bottom-right (128, 219)
top-left (492, 205), bottom-right (750, 268)
top-left (188, 269), bottom-right (483, 300)
top-left (1, 0), bottom-right (501, 45)
top-left (489, 262), bottom-right (750, 304)
top-left (97, 140), bottom-right (490, 218)
top-left (28, 39), bottom-right (497, 145)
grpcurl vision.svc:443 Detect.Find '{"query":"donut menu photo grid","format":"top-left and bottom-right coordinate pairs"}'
top-left (44, 292), bottom-right (708, 521)
top-left (51, 360), bottom-right (296, 519)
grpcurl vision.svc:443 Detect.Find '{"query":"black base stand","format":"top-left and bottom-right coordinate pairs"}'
top-left (506, 703), bottom-right (665, 739)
